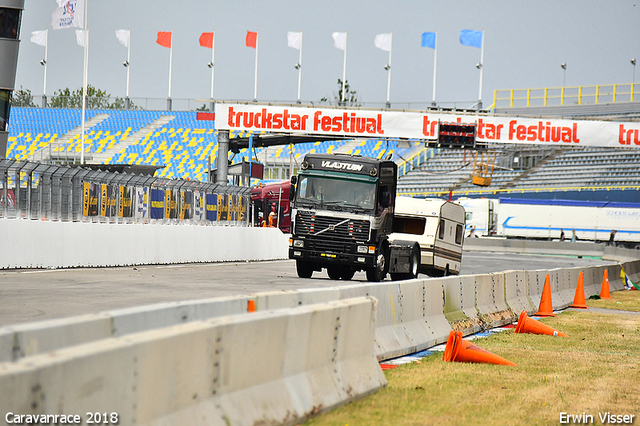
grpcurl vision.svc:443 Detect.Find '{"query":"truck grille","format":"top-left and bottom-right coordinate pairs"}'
top-left (295, 212), bottom-right (370, 250)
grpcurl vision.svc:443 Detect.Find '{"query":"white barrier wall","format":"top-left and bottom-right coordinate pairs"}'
top-left (0, 219), bottom-right (289, 269)
top-left (4, 261), bottom-right (639, 364)
top-left (0, 298), bottom-right (386, 426)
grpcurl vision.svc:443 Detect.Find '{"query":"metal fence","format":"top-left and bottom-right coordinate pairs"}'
top-left (0, 159), bottom-right (251, 225)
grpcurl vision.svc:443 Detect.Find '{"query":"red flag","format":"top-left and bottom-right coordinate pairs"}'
top-left (157, 31), bottom-right (172, 48)
top-left (199, 32), bottom-right (213, 48)
top-left (246, 31), bottom-right (257, 49)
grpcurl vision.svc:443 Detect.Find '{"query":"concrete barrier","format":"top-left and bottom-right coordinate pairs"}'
top-left (606, 264), bottom-right (623, 291)
top-left (551, 268), bottom-right (574, 309)
top-left (443, 275), bottom-right (482, 335)
top-left (0, 298), bottom-right (386, 426)
top-left (339, 282), bottom-right (409, 359)
top-left (464, 238), bottom-right (608, 257)
top-left (503, 270), bottom-right (536, 315)
top-left (401, 278), bottom-right (451, 354)
top-left (0, 219), bottom-right (289, 269)
top-left (526, 269), bottom-right (550, 312)
top-left (474, 274), bottom-right (512, 328)
top-left (0, 297), bottom-right (249, 362)
top-left (4, 259), bottom-right (638, 366)
top-left (337, 279), bottom-right (452, 361)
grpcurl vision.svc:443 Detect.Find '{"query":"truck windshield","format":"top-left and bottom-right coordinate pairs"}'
top-left (296, 176), bottom-right (376, 212)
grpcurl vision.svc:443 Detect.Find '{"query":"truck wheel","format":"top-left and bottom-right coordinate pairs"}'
top-left (366, 250), bottom-right (388, 282)
top-left (296, 260), bottom-right (314, 279)
top-left (408, 245), bottom-right (420, 279)
top-left (327, 267), bottom-right (342, 280)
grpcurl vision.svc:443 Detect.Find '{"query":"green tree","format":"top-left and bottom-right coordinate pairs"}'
top-left (50, 85), bottom-right (114, 109)
top-left (11, 86), bottom-right (36, 108)
top-left (321, 79), bottom-right (360, 107)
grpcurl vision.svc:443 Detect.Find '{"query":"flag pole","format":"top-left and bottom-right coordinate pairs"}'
top-left (253, 32), bottom-right (259, 102)
top-left (386, 33), bottom-right (392, 108)
top-left (168, 29), bottom-right (173, 110)
top-left (210, 32), bottom-right (215, 101)
top-left (297, 31), bottom-right (302, 103)
top-left (478, 30), bottom-right (484, 110)
top-left (126, 29), bottom-right (130, 99)
top-left (80, 0), bottom-right (88, 164)
top-left (341, 32), bottom-right (347, 105)
top-left (43, 29), bottom-right (48, 108)
top-left (432, 32), bottom-right (437, 106)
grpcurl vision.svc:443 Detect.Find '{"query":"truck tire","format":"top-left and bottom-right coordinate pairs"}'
top-left (327, 266), bottom-right (342, 280)
top-left (296, 260), bottom-right (314, 279)
top-left (408, 245), bottom-right (420, 279)
top-left (366, 248), bottom-right (388, 282)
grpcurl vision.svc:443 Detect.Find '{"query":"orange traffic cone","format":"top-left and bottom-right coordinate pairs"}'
top-left (600, 269), bottom-right (612, 299)
top-left (247, 300), bottom-right (256, 312)
top-left (443, 330), bottom-right (516, 366)
top-left (571, 271), bottom-right (588, 309)
top-left (515, 309), bottom-right (568, 337)
top-left (535, 274), bottom-right (555, 317)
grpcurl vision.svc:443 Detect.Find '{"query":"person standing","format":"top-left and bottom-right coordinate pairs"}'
top-left (571, 229), bottom-right (577, 243)
top-left (608, 229), bottom-right (617, 246)
top-left (559, 229), bottom-right (565, 241)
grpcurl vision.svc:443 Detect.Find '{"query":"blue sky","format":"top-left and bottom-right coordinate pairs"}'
top-left (14, 0), bottom-right (640, 109)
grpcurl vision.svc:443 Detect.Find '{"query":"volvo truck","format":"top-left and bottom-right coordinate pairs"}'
top-left (288, 153), bottom-right (465, 281)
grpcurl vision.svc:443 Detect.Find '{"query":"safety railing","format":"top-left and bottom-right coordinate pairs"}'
top-left (494, 83), bottom-right (640, 108)
top-left (0, 158), bottom-right (251, 225)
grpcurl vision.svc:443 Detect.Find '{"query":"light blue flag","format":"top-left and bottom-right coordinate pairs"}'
top-left (421, 32), bottom-right (436, 49)
top-left (460, 30), bottom-right (483, 48)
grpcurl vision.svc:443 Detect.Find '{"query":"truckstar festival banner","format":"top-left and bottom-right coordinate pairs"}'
top-left (215, 102), bottom-right (640, 148)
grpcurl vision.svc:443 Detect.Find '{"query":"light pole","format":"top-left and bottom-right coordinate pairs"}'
top-left (631, 58), bottom-right (636, 84)
top-left (561, 63), bottom-right (566, 87)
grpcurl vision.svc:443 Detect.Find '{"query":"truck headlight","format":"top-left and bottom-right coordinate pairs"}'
top-left (357, 245), bottom-right (368, 254)
top-left (293, 239), bottom-right (304, 248)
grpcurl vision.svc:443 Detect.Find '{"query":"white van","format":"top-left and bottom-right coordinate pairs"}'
top-left (389, 196), bottom-right (466, 278)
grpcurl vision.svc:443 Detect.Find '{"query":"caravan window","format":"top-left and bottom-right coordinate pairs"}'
top-left (455, 224), bottom-right (463, 244)
top-left (392, 215), bottom-right (426, 235)
top-left (438, 219), bottom-right (445, 240)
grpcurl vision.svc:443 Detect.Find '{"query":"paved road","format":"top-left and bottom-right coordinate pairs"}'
top-left (0, 252), bottom-right (611, 327)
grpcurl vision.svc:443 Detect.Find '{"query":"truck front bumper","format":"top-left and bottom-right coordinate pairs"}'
top-left (289, 248), bottom-right (376, 268)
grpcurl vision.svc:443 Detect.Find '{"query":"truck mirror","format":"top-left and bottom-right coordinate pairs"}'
top-left (289, 186), bottom-right (295, 201)
top-left (380, 191), bottom-right (390, 208)
top-left (290, 175), bottom-right (298, 185)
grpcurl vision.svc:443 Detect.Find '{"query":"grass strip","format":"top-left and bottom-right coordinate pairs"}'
top-left (305, 291), bottom-right (640, 426)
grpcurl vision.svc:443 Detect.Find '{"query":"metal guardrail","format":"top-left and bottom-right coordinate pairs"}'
top-left (0, 159), bottom-right (251, 225)
top-left (494, 83), bottom-right (640, 108)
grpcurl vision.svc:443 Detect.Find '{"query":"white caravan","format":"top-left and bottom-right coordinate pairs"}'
top-left (389, 196), bottom-right (466, 277)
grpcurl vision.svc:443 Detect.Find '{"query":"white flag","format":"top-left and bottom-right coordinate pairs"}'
top-left (30, 30), bottom-right (47, 47)
top-left (51, 0), bottom-right (84, 30)
top-left (115, 29), bottom-right (130, 48)
top-left (287, 31), bottom-right (302, 50)
top-left (75, 29), bottom-right (86, 47)
top-left (374, 33), bottom-right (392, 52)
top-left (332, 32), bottom-right (346, 51)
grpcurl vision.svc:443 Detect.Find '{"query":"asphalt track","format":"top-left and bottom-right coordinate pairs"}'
top-left (0, 252), bottom-right (611, 327)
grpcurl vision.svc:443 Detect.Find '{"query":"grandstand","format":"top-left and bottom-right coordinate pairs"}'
top-left (6, 108), bottom-right (420, 182)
